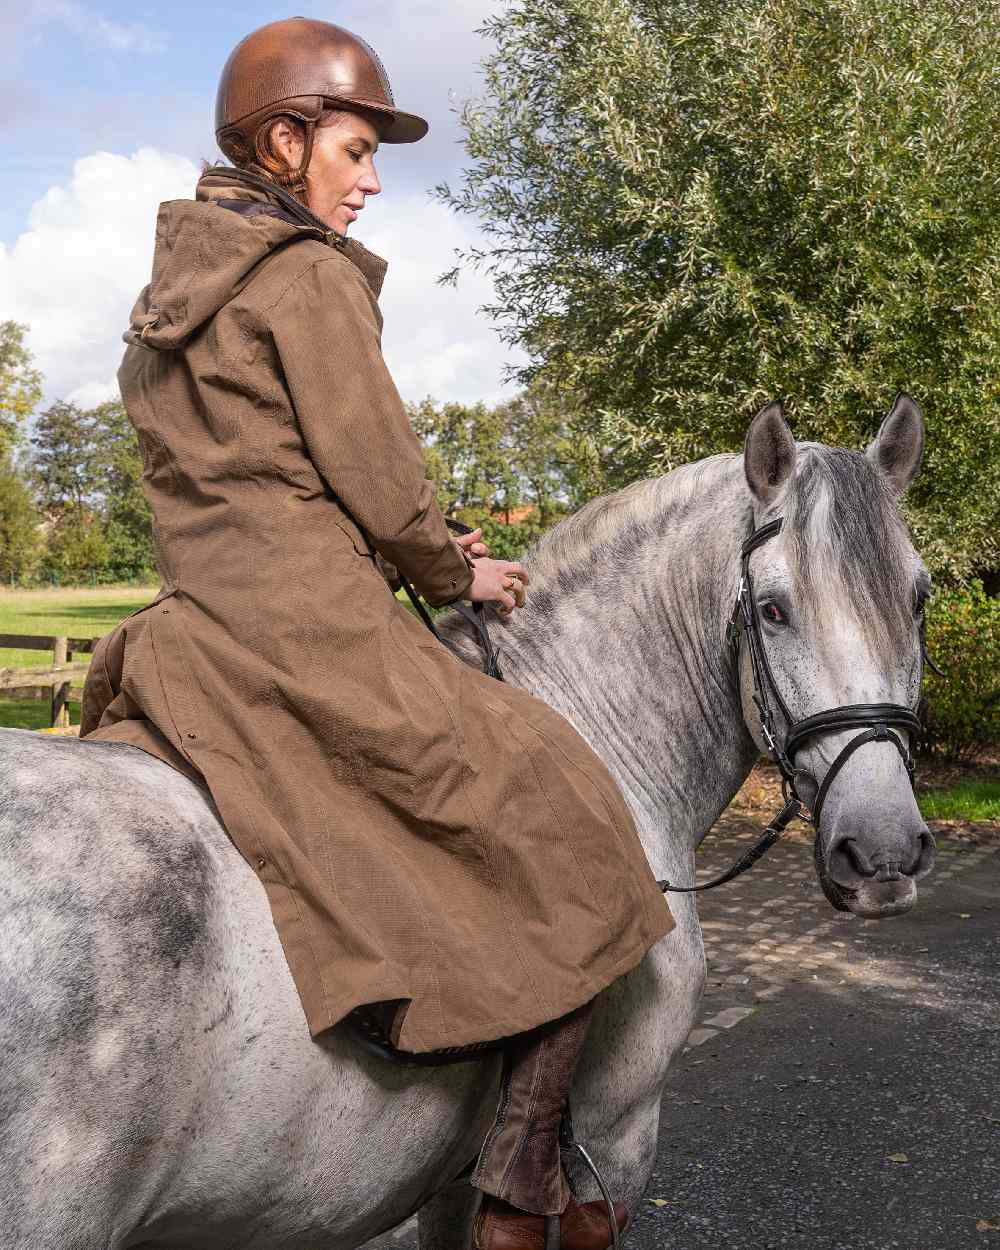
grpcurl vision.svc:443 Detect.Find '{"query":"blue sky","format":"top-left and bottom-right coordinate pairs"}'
top-left (1, 1), bottom-right (517, 407)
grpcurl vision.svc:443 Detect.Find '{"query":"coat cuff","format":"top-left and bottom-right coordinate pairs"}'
top-left (415, 544), bottom-right (475, 607)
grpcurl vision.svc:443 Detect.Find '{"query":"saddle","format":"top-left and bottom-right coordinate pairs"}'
top-left (344, 1004), bottom-right (508, 1066)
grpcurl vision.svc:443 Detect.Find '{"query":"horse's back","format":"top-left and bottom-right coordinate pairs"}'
top-left (0, 731), bottom-right (238, 1243)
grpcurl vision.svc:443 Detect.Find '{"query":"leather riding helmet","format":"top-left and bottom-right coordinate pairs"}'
top-left (216, 17), bottom-right (427, 190)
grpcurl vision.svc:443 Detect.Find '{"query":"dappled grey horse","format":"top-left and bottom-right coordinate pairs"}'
top-left (0, 401), bottom-right (933, 1248)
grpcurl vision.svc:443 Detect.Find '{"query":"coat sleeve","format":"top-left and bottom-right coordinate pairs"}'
top-left (270, 254), bottom-right (474, 607)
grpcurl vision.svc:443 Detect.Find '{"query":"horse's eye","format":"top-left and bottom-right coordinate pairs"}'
top-left (760, 601), bottom-right (785, 625)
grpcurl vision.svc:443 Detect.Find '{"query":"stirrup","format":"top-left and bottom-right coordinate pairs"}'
top-left (558, 1107), bottom-right (622, 1250)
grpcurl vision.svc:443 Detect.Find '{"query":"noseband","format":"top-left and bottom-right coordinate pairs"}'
top-left (658, 515), bottom-right (922, 894)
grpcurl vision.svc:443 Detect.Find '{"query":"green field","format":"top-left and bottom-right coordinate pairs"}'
top-left (0, 586), bottom-right (156, 666)
top-left (919, 780), bottom-right (1000, 822)
top-left (0, 586), bottom-right (157, 728)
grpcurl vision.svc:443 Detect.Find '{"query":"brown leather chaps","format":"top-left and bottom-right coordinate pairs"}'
top-left (472, 1000), bottom-right (595, 1216)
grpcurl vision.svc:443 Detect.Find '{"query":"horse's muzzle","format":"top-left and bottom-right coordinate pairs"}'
top-left (817, 826), bottom-right (935, 918)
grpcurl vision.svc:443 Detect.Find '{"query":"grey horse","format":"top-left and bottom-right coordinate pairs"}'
top-left (0, 401), bottom-right (933, 1249)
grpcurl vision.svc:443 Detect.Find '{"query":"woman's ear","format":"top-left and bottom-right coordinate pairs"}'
top-left (744, 401), bottom-right (797, 505)
top-left (256, 116), bottom-right (306, 181)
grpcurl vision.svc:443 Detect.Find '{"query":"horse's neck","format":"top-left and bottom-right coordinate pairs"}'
top-left (493, 474), bottom-right (759, 878)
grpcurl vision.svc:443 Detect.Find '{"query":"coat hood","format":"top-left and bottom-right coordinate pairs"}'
top-left (124, 167), bottom-right (388, 351)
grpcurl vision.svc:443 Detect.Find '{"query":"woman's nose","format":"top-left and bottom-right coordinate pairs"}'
top-left (359, 166), bottom-right (381, 196)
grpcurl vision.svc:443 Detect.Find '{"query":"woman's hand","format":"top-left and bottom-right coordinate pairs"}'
top-left (453, 527), bottom-right (490, 561)
top-left (467, 557), bottom-right (529, 615)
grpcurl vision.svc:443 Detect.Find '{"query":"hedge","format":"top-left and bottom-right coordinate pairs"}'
top-left (920, 582), bottom-right (1000, 759)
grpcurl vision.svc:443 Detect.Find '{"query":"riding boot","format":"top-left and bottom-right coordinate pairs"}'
top-left (471, 1000), bottom-right (628, 1250)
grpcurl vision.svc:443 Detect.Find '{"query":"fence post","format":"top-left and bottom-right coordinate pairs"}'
top-left (51, 637), bottom-right (71, 729)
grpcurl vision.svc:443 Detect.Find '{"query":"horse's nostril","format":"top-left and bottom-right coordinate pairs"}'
top-left (843, 839), bottom-right (875, 876)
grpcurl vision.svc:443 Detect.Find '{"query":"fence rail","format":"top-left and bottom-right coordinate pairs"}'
top-left (0, 634), bottom-right (99, 728)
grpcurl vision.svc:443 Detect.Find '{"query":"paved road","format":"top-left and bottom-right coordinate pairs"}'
top-left (368, 827), bottom-right (1000, 1249)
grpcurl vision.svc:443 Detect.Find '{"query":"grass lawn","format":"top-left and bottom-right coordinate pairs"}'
top-left (0, 585), bottom-right (157, 728)
top-left (0, 585), bottom-right (156, 666)
top-left (919, 780), bottom-right (1000, 822)
top-left (1, 699), bottom-right (84, 731)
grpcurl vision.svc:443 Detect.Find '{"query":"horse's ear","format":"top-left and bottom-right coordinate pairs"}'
top-left (867, 392), bottom-right (924, 496)
top-left (744, 401), bottom-right (796, 505)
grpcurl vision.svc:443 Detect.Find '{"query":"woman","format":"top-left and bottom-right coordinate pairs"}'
top-left (81, 18), bottom-right (673, 1249)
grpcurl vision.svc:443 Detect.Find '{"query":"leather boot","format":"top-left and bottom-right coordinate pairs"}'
top-left (473, 1195), bottom-right (629, 1250)
top-left (471, 1000), bottom-right (629, 1248)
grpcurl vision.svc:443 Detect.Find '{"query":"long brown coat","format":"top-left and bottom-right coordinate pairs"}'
top-left (81, 169), bottom-right (672, 1052)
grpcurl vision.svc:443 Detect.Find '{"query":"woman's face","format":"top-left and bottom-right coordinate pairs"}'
top-left (272, 111), bottom-right (382, 235)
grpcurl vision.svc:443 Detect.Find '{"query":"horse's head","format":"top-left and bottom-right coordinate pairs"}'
top-left (738, 395), bottom-right (934, 918)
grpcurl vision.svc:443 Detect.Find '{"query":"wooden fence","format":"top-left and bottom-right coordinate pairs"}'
top-left (0, 634), bottom-right (98, 728)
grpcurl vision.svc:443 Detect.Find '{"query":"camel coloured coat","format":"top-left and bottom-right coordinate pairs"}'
top-left (81, 169), bottom-right (672, 1052)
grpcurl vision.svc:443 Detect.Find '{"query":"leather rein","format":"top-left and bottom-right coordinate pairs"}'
top-left (656, 516), bottom-right (924, 894)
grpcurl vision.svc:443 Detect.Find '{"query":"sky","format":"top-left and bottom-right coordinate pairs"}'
top-left (0, 0), bottom-right (520, 410)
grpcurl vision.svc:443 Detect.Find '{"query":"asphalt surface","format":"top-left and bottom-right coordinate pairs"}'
top-left (368, 828), bottom-right (1000, 1250)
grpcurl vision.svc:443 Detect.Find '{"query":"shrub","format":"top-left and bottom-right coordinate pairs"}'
top-left (920, 582), bottom-right (1000, 759)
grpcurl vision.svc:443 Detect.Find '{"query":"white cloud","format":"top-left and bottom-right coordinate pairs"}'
top-left (367, 189), bottom-right (521, 405)
top-left (0, 147), bottom-right (520, 411)
top-left (35, 2), bottom-right (165, 54)
top-left (0, 148), bottom-right (198, 405)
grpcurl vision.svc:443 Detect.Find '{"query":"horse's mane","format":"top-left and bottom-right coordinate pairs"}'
top-left (785, 444), bottom-right (917, 654)
top-left (524, 454), bottom-right (738, 595)
top-left (523, 443), bottom-right (916, 655)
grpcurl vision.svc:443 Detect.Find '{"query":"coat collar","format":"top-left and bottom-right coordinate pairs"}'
top-left (197, 166), bottom-right (388, 299)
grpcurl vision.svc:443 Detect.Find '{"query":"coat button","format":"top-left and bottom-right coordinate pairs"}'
top-left (256, 857), bottom-right (267, 871)
top-left (186, 732), bottom-right (197, 740)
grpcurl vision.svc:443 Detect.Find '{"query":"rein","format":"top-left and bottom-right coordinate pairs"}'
top-left (657, 515), bottom-right (923, 895)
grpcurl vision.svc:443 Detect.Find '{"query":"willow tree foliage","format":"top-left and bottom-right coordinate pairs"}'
top-left (441, 0), bottom-right (1000, 581)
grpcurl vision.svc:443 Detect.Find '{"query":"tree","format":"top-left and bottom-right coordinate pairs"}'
top-left (410, 387), bottom-right (602, 527)
top-left (0, 322), bottom-right (42, 459)
top-left (0, 461), bottom-right (43, 582)
top-left (43, 509), bottom-right (110, 583)
top-left (442, 0), bottom-right (1000, 582)
top-left (29, 397), bottom-right (155, 581)
top-left (90, 400), bottom-right (155, 579)
top-left (31, 400), bottom-right (99, 512)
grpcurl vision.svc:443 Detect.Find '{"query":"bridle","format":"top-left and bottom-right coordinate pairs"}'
top-left (657, 515), bottom-right (923, 894)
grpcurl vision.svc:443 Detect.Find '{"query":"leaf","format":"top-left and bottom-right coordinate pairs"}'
top-left (959, 913), bottom-right (972, 919)
top-left (649, 1198), bottom-right (671, 1208)
top-left (886, 1153), bottom-right (910, 1163)
top-left (976, 1220), bottom-right (999, 1231)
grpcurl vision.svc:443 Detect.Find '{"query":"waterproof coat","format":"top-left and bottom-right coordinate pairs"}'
top-left (81, 169), bottom-right (672, 1052)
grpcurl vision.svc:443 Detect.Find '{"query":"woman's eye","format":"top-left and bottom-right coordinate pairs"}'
top-left (761, 601), bottom-right (785, 625)
top-left (348, 149), bottom-right (363, 163)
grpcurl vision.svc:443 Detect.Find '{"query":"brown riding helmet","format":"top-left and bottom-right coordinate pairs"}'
top-left (216, 17), bottom-right (427, 182)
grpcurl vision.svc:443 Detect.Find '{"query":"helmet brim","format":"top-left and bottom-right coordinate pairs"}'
top-left (329, 97), bottom-right (428, 144)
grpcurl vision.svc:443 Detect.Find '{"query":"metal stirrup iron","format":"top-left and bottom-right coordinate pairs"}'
top-left (557, 1107), bottom-right (622, 1250)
